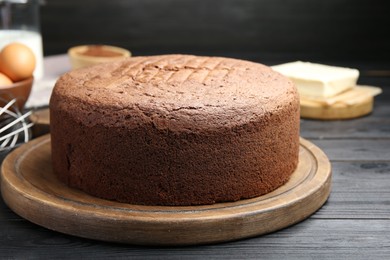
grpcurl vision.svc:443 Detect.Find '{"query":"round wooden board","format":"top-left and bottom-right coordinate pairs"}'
top-left (300, 96), bottom-right (373, 120)
top-left (299, 85), bottom-right (382, 120)
top-left (1, 135), bottom-right (331, 246)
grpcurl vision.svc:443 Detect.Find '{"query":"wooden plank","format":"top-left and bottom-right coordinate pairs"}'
top-left (0, 198), bottom-right (15, 219)
top-left (301, 117), bottom-right (390, 139)
top-left (0, 219), bottom-right (389, 259)
top-left (313, 161), bottom-right (390, 219)
top-left (300, 89), bottom-right (389, 138)
top-left (309, 139), bottom-right (390, 161)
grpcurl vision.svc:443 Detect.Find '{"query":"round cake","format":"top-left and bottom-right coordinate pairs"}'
top-left (50, 54), bottom-right (300, 206)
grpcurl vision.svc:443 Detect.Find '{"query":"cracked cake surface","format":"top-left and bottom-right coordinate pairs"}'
top-left (50, 54), bottom-right (300, 206)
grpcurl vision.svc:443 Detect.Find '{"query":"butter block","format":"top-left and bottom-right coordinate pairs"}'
top-left (272, 61), bottom-right (359, 98)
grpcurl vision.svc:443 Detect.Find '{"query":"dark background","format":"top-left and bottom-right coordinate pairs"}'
top-left (41, 0), bottom-right (390, 68)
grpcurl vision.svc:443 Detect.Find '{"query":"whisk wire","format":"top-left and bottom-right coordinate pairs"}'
top-left (0, 98), bottom-right (16, 115)
top-left (0, 98), bottom-right (34, 151)
top-left (0, 110), bottom-right (32, 134)
top-left (0, 122), bottom-right (34, 142)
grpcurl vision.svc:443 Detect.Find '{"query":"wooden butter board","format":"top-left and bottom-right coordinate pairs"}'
top-left (1, 135), bottom-right (331, 246)
top-left (300, 85), bottom-right (382, 120)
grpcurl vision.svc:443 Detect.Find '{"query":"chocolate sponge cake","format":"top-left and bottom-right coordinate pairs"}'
top-left (50, 54), bottom-right (300, 206)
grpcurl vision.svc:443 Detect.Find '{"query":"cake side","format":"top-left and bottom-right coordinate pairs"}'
top-left (50, 54), bottom-right (300, 206)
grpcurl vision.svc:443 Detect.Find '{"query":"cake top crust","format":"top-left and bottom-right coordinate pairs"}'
top-left (51, 54), bottom-right (298, 131)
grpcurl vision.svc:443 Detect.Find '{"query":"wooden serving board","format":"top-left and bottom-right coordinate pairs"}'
top-left (300, 85), bottom-right (382, 120)
top-left (1, 135), bottom-right (331, 246)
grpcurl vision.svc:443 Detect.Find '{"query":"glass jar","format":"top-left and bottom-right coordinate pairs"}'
top-left (0, 0), bottom-right (44, 79)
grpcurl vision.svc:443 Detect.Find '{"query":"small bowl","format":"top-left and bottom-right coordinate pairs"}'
top-left (68, 45), bottom-right (131, 69)
top-left (0, 77), bottom-right (33, 111)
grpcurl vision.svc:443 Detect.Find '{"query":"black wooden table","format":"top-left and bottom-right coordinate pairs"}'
top-left (1, 56), bottom-right (389, 259)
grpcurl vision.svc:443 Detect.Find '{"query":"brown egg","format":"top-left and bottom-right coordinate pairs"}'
top-left (0, 72), bottom-right (13, 88)
top-left (0, 43), bottom-right (36, 82)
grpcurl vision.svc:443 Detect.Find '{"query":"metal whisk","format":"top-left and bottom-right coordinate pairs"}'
top-left (0, 98), bottom-right (33, 151)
